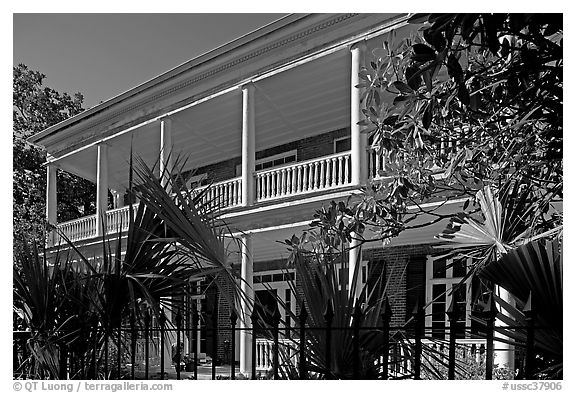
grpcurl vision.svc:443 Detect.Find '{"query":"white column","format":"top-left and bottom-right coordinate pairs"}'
top-left (239, 234), bottom-right (254, 376)
top-left (495, 285), bottom-right (515, 373)
top-left (350, 41), bottom-right (368, 186)
top-left (160, 118), bottom-right (173, 189)
top-left (46, 164), bottom-right (57, 246)
top-left (348, 234), bottom-right (363, 301)
top-left (96, 144), bottom-right (109, 237)
top-left (241, 83), bottom-right (256, 206)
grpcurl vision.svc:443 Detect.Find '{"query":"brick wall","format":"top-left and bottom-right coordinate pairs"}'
top-left (191, 127), bottom-right (350, 183)
top-left (364, 244), bottom-right (432, 327)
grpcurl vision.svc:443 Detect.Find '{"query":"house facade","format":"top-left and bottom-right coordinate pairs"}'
top-left (29, 14), bottom-right (474, 376)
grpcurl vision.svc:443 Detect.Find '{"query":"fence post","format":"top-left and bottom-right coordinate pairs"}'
top-left (144, 312), bottom-right (151, 380)
top-left (483, 292), bottom-right (497, 380)
top-left (104, 329), bottom-right (109, 378)
top-left (447, 296), bottom-right (461, 380)
top-left (159, 312), bottom-right (166, 380)
top-left (91, 316), bottom-right (98, 379)
top-left (79, 323), bottom-right (86, 378)
top-left (59, 341), bottom-right (68, 380)
top-left (116, 319), bottom-right (122, 379)
top-left (412, 301), bottom-right (424, 380)
top-left (272, 306), bottom-right (281, 379)
top-left (192, 306), bottom-right (199, 380)
top-left (176, 310), bottom-right (182, 380)
top-left (130, 313), bottom-right (136, 380)
top-left (523, 292), bottom-right (535, 379)
top-left (381, 296), bottom-right (392, 380)
top-left (211, 307), bottom-right (217, 380)
top-left (251, 310), bottom-right (258, 379)
top-left (352, 303), bottom-right (363, 379)
top-left (299, 302), bottom-right (308, 379)
top-left (230, 310), bottom-right (237, 380)
top-left (324, 300), bottom-right (334, 379)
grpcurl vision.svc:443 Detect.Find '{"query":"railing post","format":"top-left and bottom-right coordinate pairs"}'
top-left (412, 301), bottom-right (424, 380)
top-left (272, 307), bottom-right (281, 379)
top-left (159, 313), bottom-right (166, 380)
top-left (212, 307), bottom-right (218, 380)
top-left (483, 292), bottom-right (498, 380)
top-left (352, 303), bottom-right (363, 379)
top-left (523, 292), bottom-right (535, 379)
top-left (299, 302), bottom-right (308, 379)
top-left (324, 300), bottom-right (334, 379)
top-left (381, 296), bottom-right (392, 380)
top-left (251, 310), bottom-right (258, 379)
top-left (447, 296), bottom-right (461, 380)
top-left (230, 310), bottom-right (237, 380)
top-left (175, 310), bottom-right (182, 380)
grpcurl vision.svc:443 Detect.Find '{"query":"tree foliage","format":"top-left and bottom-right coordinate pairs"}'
top-left (13, 64), bottom-right (96, 247)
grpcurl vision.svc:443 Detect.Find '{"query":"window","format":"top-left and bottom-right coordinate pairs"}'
top-left (235, 150), bottom-right (297, 176)
top-left (334, 137), bottom-right (351, 154)
top-left (425, 256), bottom-right (472, 339)
top-left (187, 173), bottom-right (208, 189)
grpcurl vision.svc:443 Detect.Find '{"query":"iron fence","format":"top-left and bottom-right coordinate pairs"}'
top-left (13, 295), bottom-right (545, 380)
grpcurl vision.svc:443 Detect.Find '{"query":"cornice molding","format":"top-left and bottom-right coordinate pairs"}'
top-left (37, 14), bottom-right (359, 147)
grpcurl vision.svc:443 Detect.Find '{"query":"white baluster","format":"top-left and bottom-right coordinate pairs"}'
top-left (291, 167), bottom-right (296, 194)
top-left (307, 163), bottom-right (314, 191)
top-left (314, 161), bottom-right (320, 189)
top-left (276, 171), bottom-right (281, 197)
top-left (297, 166), bottom-right (302, 192)
top-left (331, 158), bottom-right (337, 187)
top-left (344, 155), bottom-right (350, 183)
top-left (281, 169), bottom-right (286, 196)
top-left (375, 152), bottom-right (381, 178)
top-left (320, 159), bottom-right (326, 189)
top-left (337, 156), bottom-right (344, 185)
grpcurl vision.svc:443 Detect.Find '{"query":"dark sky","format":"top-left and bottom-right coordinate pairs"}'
top-left (13, 13), bottom-right (285, 108)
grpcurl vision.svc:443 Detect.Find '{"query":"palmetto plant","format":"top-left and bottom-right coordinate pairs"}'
top-left (13, 154), bottom-right (242, 379)
top-left (276, 230), bottom-right (449, 380)
top-left (435, 182), bottom-right (562, 378)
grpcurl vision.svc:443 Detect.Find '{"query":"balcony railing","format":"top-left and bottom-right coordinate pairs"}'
top-left (54, 152), bottom-right (357, 245)
top-left (195, 176), bottom-right (242, 210)
top-left (255, 151), bottom-right (351, 202)
top-left (56, 214), bottom-right (97, 244)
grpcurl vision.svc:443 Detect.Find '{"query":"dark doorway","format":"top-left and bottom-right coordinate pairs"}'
top-left (254, 289), bottom-right (278, 338)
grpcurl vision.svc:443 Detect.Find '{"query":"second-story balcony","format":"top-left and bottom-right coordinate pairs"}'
top-left (55, 150), bottom-right (356, 244)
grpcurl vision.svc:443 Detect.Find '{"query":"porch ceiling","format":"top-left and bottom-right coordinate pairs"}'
top-left (55, 49), bottom-right (351, 191)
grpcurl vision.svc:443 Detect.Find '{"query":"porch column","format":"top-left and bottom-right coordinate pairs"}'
top-left (239, 234), bottom-right (254, 376)
top-left (350, 41), bottom-right (368, 186)
top-left (95, 144), bottom-right (109, 237)
top-left (348, 235), bottom-right (363, 301)
top-left (160, 118), bottom-right (173, 189)
top-left (495, 285), bottom-right (515, 372)
top-left (46, 164), bottom-right (57, 246)
top-left (241, 83), bottom-right (256, 207)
